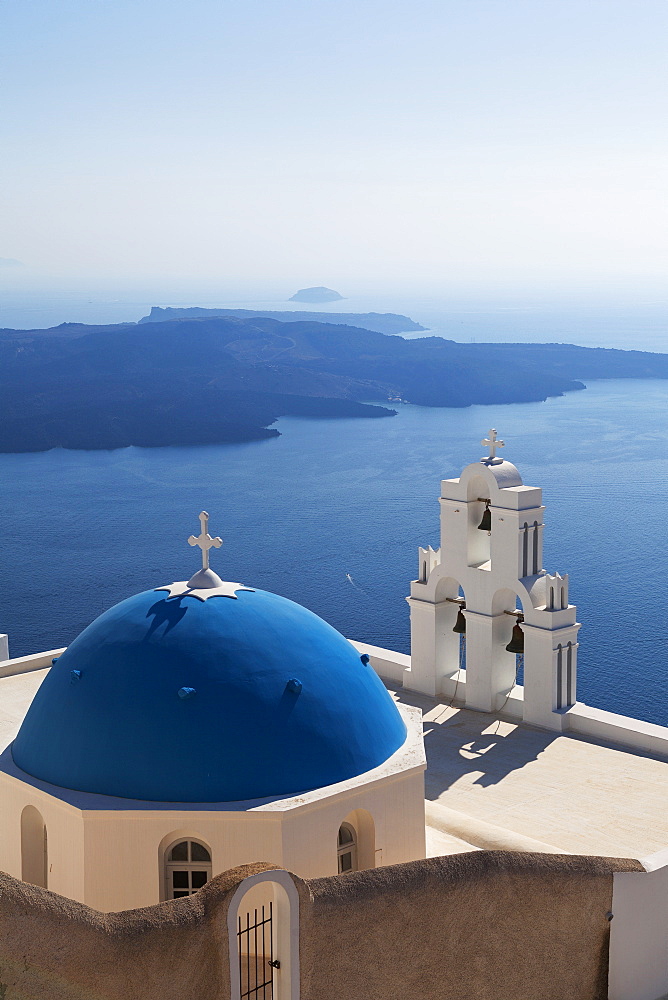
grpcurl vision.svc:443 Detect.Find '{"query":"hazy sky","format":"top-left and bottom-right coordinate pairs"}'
top-left (1, 0), bottom-right (667, 299)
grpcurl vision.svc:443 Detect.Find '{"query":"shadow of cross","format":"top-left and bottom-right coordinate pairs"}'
top-left (144, 596), bottom-right (189, 638)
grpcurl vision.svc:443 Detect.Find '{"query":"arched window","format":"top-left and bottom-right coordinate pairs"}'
top-left (21, 805), bottom-right (48, 888)
top-left (164, 839), bottom-right (211, 899)
top-left (337, 823), bottom-right (357, 874)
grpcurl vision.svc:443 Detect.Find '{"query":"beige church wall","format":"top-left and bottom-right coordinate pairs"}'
top-left (302, 851), bottom-right (644, 1000)
top-left (279, 767), bottom-right (426, 878)
top-left (80, 810), bottom-right (285, 911)
top-left (80, 761), bottom-right (426, 912)
top-left (0, 853), bottom-right (645, 1000)
top-left (0, 772), bottom-right (84, 902)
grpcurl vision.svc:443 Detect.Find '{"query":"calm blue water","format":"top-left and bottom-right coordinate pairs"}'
top-left (1, 378), bottom-right (667, 726)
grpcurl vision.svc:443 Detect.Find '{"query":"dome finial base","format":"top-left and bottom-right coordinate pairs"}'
top-left (187, 567), bottom-right (224, 590)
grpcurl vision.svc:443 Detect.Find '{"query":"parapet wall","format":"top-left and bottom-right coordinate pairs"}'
top-left (354, 641), bottom-right (668, 759)
top-left (0, 862), bottom-right (269, 1000)
top-left (304, 851), bottom-right (641, 1000)
top-left (0, 852), bottom-right (642, 1000)
top-left (0, 647), bottom-right (65, 679)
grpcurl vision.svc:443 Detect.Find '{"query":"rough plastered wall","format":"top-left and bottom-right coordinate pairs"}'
top-left (0, 852), bottom-right (643, 1000)
top-left (302, 851), bottom-right (643, 1000)
top-left (0, 862), bottom-right (278, 1000)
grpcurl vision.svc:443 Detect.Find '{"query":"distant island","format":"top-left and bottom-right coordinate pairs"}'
top-left (139, 306), bottom-right (426, 336)
top-left (3, 310), bottom-right (668, 452)
top-left (289, 286), bottom-right (344, 303)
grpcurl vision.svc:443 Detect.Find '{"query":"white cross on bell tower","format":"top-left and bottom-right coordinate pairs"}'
top-left (481, 429), bottom-right (505, 464)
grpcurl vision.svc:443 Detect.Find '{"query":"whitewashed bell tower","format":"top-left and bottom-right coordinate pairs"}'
top-left (406, 431), bottom-right (580, 731)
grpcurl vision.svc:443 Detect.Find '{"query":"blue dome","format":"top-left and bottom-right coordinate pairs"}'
top-left (12, 587), bottom-right (406, 802)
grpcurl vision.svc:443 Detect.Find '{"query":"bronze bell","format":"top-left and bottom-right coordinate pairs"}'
top-left (506, 621), bottom-right (525, 654)
top-left (452, 607), bottom-right (466, 634)
top-left (477, 502), bottom-right (491, 532)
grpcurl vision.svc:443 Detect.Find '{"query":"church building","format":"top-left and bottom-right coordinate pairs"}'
top-left (1, 431), bottom-right (667, 1000)
top-left (0, 512), bottom-right (425, 912)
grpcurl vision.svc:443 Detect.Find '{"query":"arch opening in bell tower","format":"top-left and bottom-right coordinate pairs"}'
top-left (466, 475), bottom-right (491, 570)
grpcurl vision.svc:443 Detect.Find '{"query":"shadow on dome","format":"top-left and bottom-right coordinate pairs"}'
top-left (145, 596), bottom-right (189, 638)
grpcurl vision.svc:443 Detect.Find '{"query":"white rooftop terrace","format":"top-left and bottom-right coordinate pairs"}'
top-left (389, 680), bottom-right (668, 861)
top-left (2, 648), bottom-right (668, 863)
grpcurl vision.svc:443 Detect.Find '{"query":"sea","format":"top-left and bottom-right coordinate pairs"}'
top-left (1, 291), bottom-right (667, 726)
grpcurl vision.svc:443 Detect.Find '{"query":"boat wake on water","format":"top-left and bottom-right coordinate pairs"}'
top-left (345, 573), bottom-right (370, 596)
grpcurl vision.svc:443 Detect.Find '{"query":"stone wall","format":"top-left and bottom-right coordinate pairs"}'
top-left (303, 851), bottom-right (642, 1000)
top-left (0, 853), bottom-right (642, 1000)
top-left (0, 862), bottom-right (274, 1000)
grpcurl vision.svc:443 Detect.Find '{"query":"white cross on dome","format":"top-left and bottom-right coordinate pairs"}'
top-left (156, 512), bottom-right (254, 602)
top-left (188, 511), bottom-right (223, 571)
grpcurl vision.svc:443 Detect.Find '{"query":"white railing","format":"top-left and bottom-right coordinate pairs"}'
top-left (0, 648), bottom-right (66, 679)
top-left (352, 641), bottom-right (668, 758)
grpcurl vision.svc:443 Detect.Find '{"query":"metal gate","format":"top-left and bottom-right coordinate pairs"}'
top-left (238, 901), bottom-right (278, 999)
